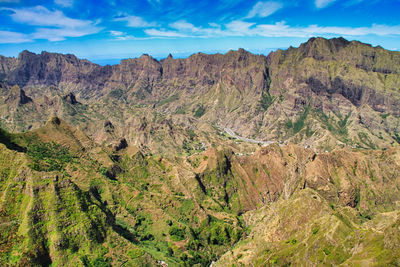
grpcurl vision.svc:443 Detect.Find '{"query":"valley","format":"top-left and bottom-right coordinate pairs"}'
top-left (0, 37), bottom-right (399, 266)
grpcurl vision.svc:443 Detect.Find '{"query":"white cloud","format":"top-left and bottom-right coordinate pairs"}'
top-left (300, 24), bottom-right (400, 36)
top-left (108, 30), bottom-right (139, 41)
top-left (0, 30), bottom-right (31, 43)
top-left (110, 30), bottom-right (124, 36)
top-left (208, 22), bottom-right (220, 28)
top-left (144, 20), bottom-right (400, 39)
top-left (114, 35), bottom-right (135, 40)
top-left (245, 22), bottom-right (400, 38)
top-left (144, 28), bottom-right (188, 37)
top-left (6, 6), bottom-right (88, 28)
top-left (315, 0), bottom-right (336, 8)
top-left (32, 26), bottom-right (100, 41)
top-left (226, 20), bottom-right (255, 33)
top-left (147, 20), bottom-right (231, 38)
top-left (246, 1), bottom-right (283, 18)
top-left (114, 16), bottom-right (157, 28)
top-left (54, 0), bottom-right (73, 8)
top-left (169, 20), bottom-right (198, 31)
top-left (1, 6), bottom-right (102, 42)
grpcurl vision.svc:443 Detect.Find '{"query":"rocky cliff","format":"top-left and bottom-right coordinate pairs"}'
top-left (0, 37), bottom-right (399, 152)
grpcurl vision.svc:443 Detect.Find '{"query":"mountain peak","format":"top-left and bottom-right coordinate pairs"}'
top-left (306, 36), bottom-right (350, 46)
top-left (298, 36), bottom-right (351, 60)
top-left (17, 50), bottom-right (36, 60)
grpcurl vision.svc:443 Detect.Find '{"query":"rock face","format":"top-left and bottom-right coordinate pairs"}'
top-left (1, 84), bottom-right (33, 106)
top-left (63, 92), bottom-right (78, 105)
top-left (0, 55), bottom-right (17, 80)
top-left (18, 88), bottom-right (33, 105)
top-left (1, 47), bottom-right (268, 98)
top-left (0, 37), bottom-right (399, 151)
top-left (113, 138), bottom-right (128, 151)
top-left (267, 37), bottom-right (400, 112)
top-left (5, 50), bottom-right (98, 88)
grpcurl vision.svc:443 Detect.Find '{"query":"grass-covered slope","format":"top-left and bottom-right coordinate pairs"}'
top-left (216, 188), bottom-right (400, 266)
top-left (1, 118), bottom-right (399, 266)
top-left (0, 123), bottom-right (158, 266)
top-left (0, 119), bottom-right (250, 266)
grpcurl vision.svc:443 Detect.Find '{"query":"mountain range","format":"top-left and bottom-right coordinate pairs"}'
top-left (0, 37), bottom-right (399, 266)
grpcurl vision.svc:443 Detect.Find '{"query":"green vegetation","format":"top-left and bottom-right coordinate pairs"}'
top-left (108, 88), bottom-right (125, 99)
top-left (259, 91), bottom-right (275, 111)
top-left (358, 132), bottom-right (376, 149)
top-left (169, 225), bottom-right (186, 241)
top-left (285, 105), bottom-right (311, 134)
top-left (158, 94), bottom-right (179, 106)
top-left (193, 104), bottom-right (206, 118)
top-left (186, 128), bottom-right (196, 141)
top-left (0, 128), bottom-right (25, 152)
top-left (392, 132), bottom-right (400, 144)
top-left (337, 112), bottom-right (351, 136)
top-left (174, 106), bottom-right (186, 114)
top-left (127, 248), bottom-right (145, 259)
top-left (26, 141), bottom-right (75, 171)
top-left (131, 214), bottom-right (155, 241)
top-left (182, 138), bottom-right (205, 155)
top-left (315, 109), bottom-right (352, 142)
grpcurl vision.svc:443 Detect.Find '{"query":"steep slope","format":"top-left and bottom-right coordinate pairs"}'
top-left (5, 51), bottom-right (98, 89)
top-left (261, 37), bottom-right (400, 148)
top-left (0, 119), bottom-right (250, 266)
top-left (216, 189), bottom-right (400, 266)
top-left (0, 37), bottom-right (399, 151)
top-left (0, 119), bottom-right (161, 266)
top-left (0, 55), bottom-right (16, 80)
top-left (215, 144), bottom-right (400, 266)
top-left (1, 119), bottom-right (399, 266)
top-left (0, 37), bottom-right (400, 265)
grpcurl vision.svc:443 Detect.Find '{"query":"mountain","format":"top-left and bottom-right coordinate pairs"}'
top-left (1, 37), bottom-right (399, 152)
top-left (0, 37), bottom-right (399, 266)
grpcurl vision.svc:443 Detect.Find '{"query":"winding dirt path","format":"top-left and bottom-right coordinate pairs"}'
top-left (223, 127), bottom-right (275, 146)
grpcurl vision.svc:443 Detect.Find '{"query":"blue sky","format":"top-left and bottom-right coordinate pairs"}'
top-left (0, 0), bottom-right (399, 64)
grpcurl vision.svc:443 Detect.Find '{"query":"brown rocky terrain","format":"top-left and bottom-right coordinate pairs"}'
top-left (0, 37), bottom-right (399, 266)
top-left (0, 37), bottom-right (399, 153)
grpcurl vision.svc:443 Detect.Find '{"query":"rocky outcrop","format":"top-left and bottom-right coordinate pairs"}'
top-left (113, 138), bottom-right (128, 151)
top-left (1, 38), bottom-right (398, 104)
top-left (3, 84), bottom-right (33, 106)
top-left (6, 50), bottom-right (98, 88)
top-left (63, 92), bottom-right (78, 105)
top-left (104, 120), bottom-right (114, 133)
top-left (0, 37), bottom-right (399, 149)
top-left (0, 55), bottom-right (17, 80)
top-left (1, 47), bottom-right (269, 98)
top-left (18, 88), bottom-right (33, 105)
